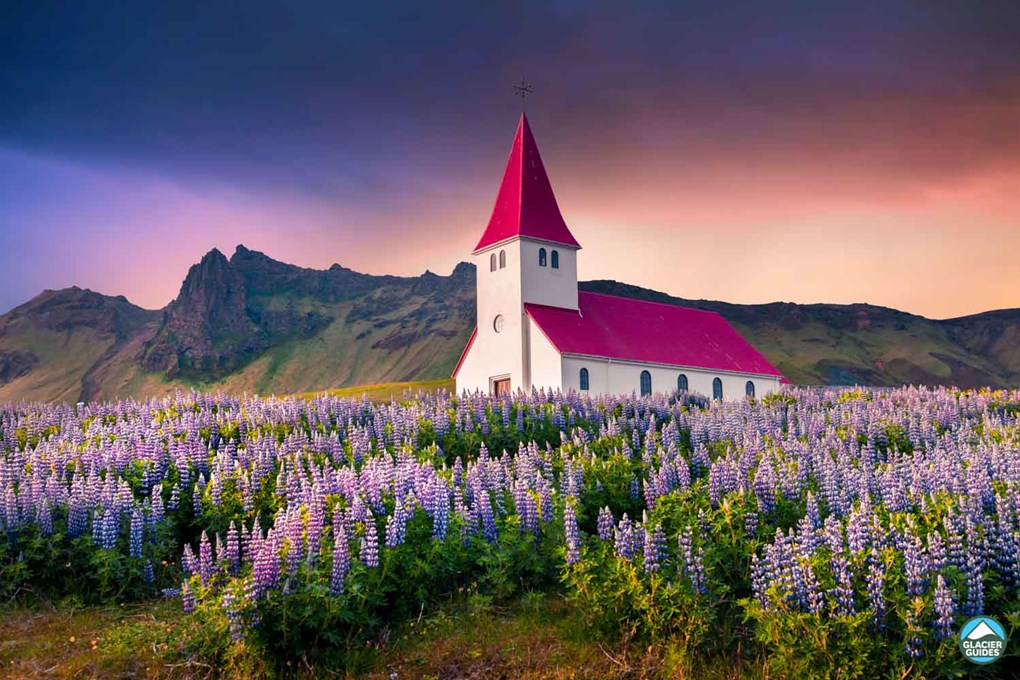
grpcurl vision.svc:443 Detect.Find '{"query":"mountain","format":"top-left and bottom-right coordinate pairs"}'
top-left (0, 246), bottom-right (475, 403)
top-left (0, 245), bottom-right (1017, 403)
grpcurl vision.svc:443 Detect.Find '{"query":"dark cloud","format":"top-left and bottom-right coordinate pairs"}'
top-left (1, 0), bottom-right (1018, 315)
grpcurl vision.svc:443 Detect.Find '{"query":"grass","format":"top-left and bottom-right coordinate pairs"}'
top-left (0, 593), bottom-right (764, 679)
top-left (0, 599), bottom-right (205, 679)
top-left (294, 378), bottom-right (455, 403)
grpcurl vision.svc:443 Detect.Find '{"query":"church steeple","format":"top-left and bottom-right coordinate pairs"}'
top-left (473, 113), bottom-right (581, 253)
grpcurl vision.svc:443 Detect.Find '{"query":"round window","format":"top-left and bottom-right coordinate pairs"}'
top-left (493, 314), bottom-right (505, 333)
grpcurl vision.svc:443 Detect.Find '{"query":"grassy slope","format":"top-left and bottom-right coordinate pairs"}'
top-left (0, 323), bottom-right (115, 404)
top-left (738, 317), bottom-right (1004, 387)
top-left (171, 295), bottom-right (470, 400)
top-left (0, 594), bottom-right (757, 679)
top-left (295, 378), bottom-right (455, 402)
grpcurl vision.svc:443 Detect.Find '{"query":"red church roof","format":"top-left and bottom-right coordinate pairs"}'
top-left (525, 292), bottom-right (785, 377)
top-left (473, 113), bottom-right (581, 253)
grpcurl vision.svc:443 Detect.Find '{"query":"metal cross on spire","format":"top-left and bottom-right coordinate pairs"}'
top-left (513, 78), bottom-right (533, 109)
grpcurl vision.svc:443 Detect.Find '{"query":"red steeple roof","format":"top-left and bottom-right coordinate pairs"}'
top-left (473, 113), bottom-right (581, 253)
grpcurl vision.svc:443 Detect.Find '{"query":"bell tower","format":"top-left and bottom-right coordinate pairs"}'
top-left (460, 112), bottom-right (581, 395)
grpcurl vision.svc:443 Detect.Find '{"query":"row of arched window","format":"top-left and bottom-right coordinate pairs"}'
top-left (490, 247), bottom-right (562, 271)
top-left (489, 250), bottom-right (507, 271)
top-left (538, 248), bottom-right (559, 269)
top-left (578, 367), bottom-right (756, 399)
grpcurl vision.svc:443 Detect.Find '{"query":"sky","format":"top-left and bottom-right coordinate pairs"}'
top-left (1, 1), bottom-right (1019, 319)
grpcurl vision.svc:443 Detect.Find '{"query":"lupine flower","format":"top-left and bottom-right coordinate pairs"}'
top-left (331, 524), bottom-right (351, 595)
top-left (615, 515), bottom-right (635, 560)
top-left (129, 506), bottom-right (144, 558)
top-left (904, 602), bottom-right (924, 659)
top-left (867, 548), bottom-right (886, 630)
top-left (643, 525), bottom-right (667, 573)
top-left (583, 505), bottom-right (608, 544)
top-left (199, 532), bottom-right (214, 585)
top-left (222, 588), bottom-right (245, 642)
top-left (564, 502), bottom-right (580, 565)
top-left (362, 515), bottom-right (380, 568)
top-left (182, 580), bottom-right (195, 613)
top-left (678, 526), bottom-right (707, 594)
top-left (225, 523), bottom-right (241, 575)
top-left (932, 574), bottom-right (955, 640)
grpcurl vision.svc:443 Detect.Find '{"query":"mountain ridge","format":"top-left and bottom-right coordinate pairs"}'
top-left (0, 246), bottom-right (1017, 403)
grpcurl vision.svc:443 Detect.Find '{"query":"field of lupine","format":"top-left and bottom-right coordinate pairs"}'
top-left (1, 386), bottom-right (1019, 677)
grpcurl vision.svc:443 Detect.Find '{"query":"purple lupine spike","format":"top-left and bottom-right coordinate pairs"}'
top-left (225, 523), bottom-right (241, 576)
top-left (362, 513), bottom-right (380, 567)
top-left (643, 525), bottom-right (667, 573)
top-left (564, 502), bottom-right (580, 565)
top-left (539, 481), bottom-right (553, 525)
top-left (744, 508), bottom-right (759, 538)
top-left (904, 603), bottom-right (924, 659)
top-left (199, 531), bottom-right (214, 585)
top-left (805, 492), bottom-right (821, 529)
top-left (932, 574), bottom-right (956, 640)
top-left (182, 580), bottom-right (195, 613)
top-left (331, 523), bottom-right (351, 595)
top-left (678, 526), bottom-right (707, 594)
top-left (597, 506), bottom-right (614, 541)
top-left (902, 531), bottom-right (929, 598)
top-left (129, 506), bottom-right (144, 558)
top-left (181, 544), bottom-right (198, 578)
top-left (615, 515), bottom-right (634, 560)
top-left (867, 548), bottom-right (886, 630)
top-left (222, 588), bottom-right (244, 642)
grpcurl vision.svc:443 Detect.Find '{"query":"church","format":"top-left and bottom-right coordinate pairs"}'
top-left (453, 113), bottom-right (785, 399)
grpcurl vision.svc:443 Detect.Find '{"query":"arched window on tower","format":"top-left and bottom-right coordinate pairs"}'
top-left (490, 253), bottom-right (497, 272)
top-left (499, 250), bottom-right (506, 269)
top-left (712, 378), bottom-right (723, 400)
top-left (539, 248), bottom-right (547, 267)
top-left (745, 381), bottom-right (755, 398)
top-left (579, 367), bottom-right (589, 391)
top-left (677, 374), bottom-right (688, 392)
top-left (551, 250), bottom-right (559, 269)
top-left (640, 370), bottom-right (652, 396)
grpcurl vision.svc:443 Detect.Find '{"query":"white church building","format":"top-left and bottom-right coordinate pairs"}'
top-left (453, 113), bottom-right (785, 399)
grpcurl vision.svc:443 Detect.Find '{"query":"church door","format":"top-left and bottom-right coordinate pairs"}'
top-left (492, 378), bottom-right (511, 397)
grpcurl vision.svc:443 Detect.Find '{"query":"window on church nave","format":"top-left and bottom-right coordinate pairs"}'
top-left (499, 250), bottom-right (506, 269)
top-left (677, 374), bottom-right (688, 392)
top-left (640, 370), bottom-right (652, 396)
top-left (490, 254), bottom-right (497, 271)
top-left (539, 248), bottom-right (547, 266)
top-left (746, 381), bottom-right (755, 398)
top-left (713, 378), bottom-right (723, 400)
top-left (579, 367), bottom-right (589, 391)
top-left (551, 250), bottom-right (559, 269)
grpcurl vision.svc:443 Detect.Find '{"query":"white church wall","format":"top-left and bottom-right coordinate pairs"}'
top-left (560, 355), bottom-right (781, 401)
top-left (519, 238), bottom-right (578, 310)
top-left (457, 240), bottom-right (527, 393)
top-left (527, 317), bottom-right (563, 390)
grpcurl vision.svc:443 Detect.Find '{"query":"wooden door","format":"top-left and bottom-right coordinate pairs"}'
top-left (493, 378), bottom-right (511, 397)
